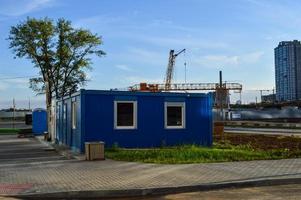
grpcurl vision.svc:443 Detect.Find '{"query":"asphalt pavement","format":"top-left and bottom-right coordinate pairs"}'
top-left (0, 121), bottom-right (31, 129)
top-left (0, 135), bottom-right (69, 165)
top-left (225, 126), bottom-right (301, 136)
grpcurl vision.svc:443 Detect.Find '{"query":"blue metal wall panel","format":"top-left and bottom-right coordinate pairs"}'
top-left (71, 95), bottom-right (82, 152)
top-left (56, 90), bottom-right (212, 152)
top-left (83, 91), bottom-right (212, 151)
top-left (55, 94), bottom-right (82, 152)
top-left (55, 101), bottom-right (62, 142)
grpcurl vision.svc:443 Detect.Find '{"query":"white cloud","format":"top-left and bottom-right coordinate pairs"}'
top-left (245, 0), bottom-right (267, 7)
top-left (0, 97), bottom-right (45, 109)
top-left (240, 51), bottom-right (264, 63)
top-left (115, 64), bottom-right (132, 71)
top-left (0, 0), bottom-right (55, 17)
top-left (245, 0), bottom-right (301, 28)
top-left (127, 47), bottom-right (160, 59)
top-left (205, 55), bottom-right (238, 64)
top-left (74, 15), bottom-right (228, 51)
top-left (123, 76), bottom-right (162, 85)
top-left (74, 15), bottom-right (125, 29)
top-left (120, 47), bottom-right (166, 66)
top-left (0, 84), bottom-right (7, 91)
top-left (191, 51), bottom-right (264, 69)
top-left (146, 36), bottom-right (227, 49)
top-left (0, 78), bottom-right (29, 90)
top-left (193, 55), bottom-right (239, 68)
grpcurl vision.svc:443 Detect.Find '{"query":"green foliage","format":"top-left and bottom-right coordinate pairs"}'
top-left (8, 17), bottom-right (105, 98)
top-left (0, 128), bottom-right (20, 134)
top-left (111, 142), bottom-right (120, 152)
top-left (105, 144), bottom-right (301, 164)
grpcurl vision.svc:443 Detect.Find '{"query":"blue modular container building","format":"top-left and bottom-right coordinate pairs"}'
top-left (32, 108), bottom-right (48, 135)
top-left (55, 89), bottom-right (213, 152)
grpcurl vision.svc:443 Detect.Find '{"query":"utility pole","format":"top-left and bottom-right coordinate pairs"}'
top-left (184, 62), bottom-right (187, 84)
top-left (218, 70), bottom-right (224, 121)
top-left (184, 49), bottom-right (187, 84)
top-left (273, 88), bottom-right (275, 103)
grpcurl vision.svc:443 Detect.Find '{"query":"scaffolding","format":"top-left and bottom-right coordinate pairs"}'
top-left (129, 82), bottom-right (242, 92)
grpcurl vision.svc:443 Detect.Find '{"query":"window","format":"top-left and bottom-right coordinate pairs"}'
top-left (63, 103), bottom-right (67, 120)
top-left (114, 101), bottom-right (137, 129)
top-left (165, 102), bottom-right (185, 129)
top-left (72, 102), bottom-right (77, 129)
top-left (56, 105), bottom-right (60, 120)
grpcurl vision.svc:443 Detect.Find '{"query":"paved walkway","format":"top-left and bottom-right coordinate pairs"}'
top-left (1, 135), bottom-right (301, 198)
top-left (0, 135), bottom-right (69, 165)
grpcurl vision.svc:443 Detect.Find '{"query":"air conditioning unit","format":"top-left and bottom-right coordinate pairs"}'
top-left (85, 142), bottom-right (105, 161)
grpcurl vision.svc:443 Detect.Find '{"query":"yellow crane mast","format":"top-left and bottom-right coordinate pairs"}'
top-left (164, 49), bottom-right (186, 90)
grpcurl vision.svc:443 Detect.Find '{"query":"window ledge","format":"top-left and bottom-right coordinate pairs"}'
top-left (165, 126), bottom-right (185, 129)
top-left (115, 126), bottom-right (137, 130)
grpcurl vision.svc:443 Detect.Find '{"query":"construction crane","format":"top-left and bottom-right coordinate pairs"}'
top-left (127, 49), bottom-right (242, 112)
top-left (164, 49), bottom-right (186, 90)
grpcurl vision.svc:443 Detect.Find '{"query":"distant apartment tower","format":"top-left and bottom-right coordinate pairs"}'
top-left (275, 40), bottom-right (301, 102)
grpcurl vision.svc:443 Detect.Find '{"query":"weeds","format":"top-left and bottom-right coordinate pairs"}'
top-left (105, 143), bottom-right (300, 164)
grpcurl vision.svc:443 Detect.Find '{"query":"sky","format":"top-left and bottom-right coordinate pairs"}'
top-left (0, 0), bottom-right (301, 109)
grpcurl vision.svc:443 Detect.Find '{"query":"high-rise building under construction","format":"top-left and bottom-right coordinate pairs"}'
top-left (275, 40), bottom-right (301, 102)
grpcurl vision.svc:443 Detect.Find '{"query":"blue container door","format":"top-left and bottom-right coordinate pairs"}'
top-left (70, 101), bottom-right (76, 150)
top-left (32, 109), bottom-right (47, 135)
top-left (56, 104), bottom-right (61, 142)
top-left (62, 103), bottom-right (67, 144)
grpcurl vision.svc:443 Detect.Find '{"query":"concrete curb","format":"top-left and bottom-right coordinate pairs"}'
top-left (34, 136), bottom-right (85, 160)
top-left (11, 176), bottom-right (301, 199)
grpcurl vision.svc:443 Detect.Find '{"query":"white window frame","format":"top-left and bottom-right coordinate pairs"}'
top-left (72, 101), bottom-right (77, 129)
top-left (63, 103), bottom-right (67, 120)
top-left (114, 101), bottom-right (137, 129)
top-left (56, 105), bottom-right (60, 120)
top-left (164, 102), bottom-right (185, 129)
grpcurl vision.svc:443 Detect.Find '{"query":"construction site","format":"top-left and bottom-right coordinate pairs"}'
top-left (125, 49), bottom-right (243, 121)
top-left (122, 48), bottom-right (301, 123)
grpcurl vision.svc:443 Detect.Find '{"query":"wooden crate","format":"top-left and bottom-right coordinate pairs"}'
top-left (85, 142), bottom-right (105, 161)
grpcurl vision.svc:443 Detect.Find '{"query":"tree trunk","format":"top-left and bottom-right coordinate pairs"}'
top-left (45, 81), bottom-right (52, 141)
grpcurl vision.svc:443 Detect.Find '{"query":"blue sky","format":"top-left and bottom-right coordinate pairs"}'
top-left (0, 0), bottom-right (300, 108)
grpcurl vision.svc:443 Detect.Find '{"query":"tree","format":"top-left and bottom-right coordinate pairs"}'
top-left (8, 17), bottom-right (105, 139)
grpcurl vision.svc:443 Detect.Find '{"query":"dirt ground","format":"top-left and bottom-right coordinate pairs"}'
top-left (214, 133), bottom-right (301, 151)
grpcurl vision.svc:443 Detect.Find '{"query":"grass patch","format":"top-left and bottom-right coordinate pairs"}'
top-left (0, 128), bottom-right (20, 134)
top-left (105, 143), bottom-right (301, 164)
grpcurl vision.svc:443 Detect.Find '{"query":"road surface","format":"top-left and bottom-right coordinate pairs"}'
top-left (0, 135), bottom-right (68, 165)
top-left (0, 121), bottom-right (31, 129)
top-left (225, 126), bottom-right (301, 136)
